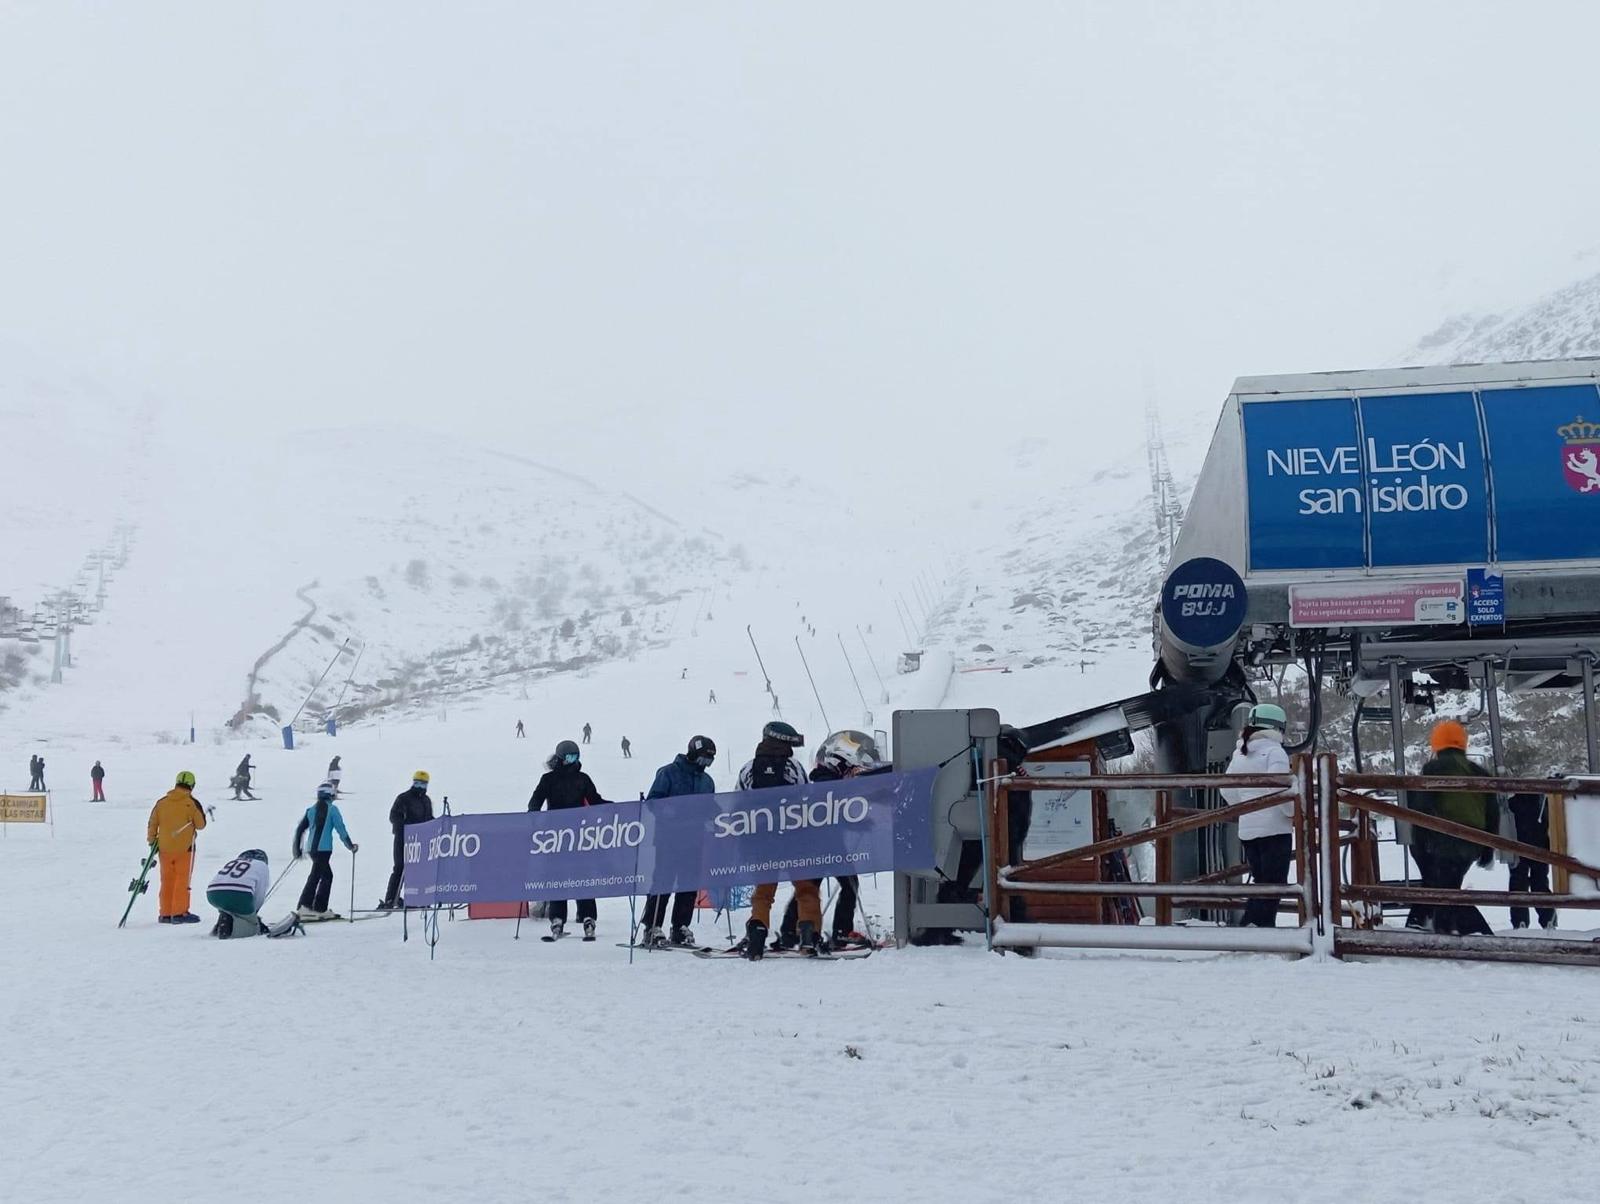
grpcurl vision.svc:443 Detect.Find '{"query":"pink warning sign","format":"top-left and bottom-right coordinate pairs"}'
top-left (1288, 580), bottom-right (1464, 628)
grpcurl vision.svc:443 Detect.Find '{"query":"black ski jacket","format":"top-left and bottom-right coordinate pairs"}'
top-left (389, 785), bottom-right (434, 833)
top-left (529, 764), bottom-right (606, 811)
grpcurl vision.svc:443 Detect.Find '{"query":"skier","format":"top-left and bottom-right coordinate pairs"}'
top-left (777, 731), bottom-right (884, 949)
top-left (292, 782), bottom-right (358, 920)
top-left (1221, 704), bottom-right (1294, 928)
top-left (146, 771), bottom-right (208, 924)
top-left (515, 719), bottom-right (525, 738)
top-left (582, 723), bottom-right (592, 745)
top-left (206, 848), bottom-right (273, 938)
top-left (681, 668), bottom-right (687, 680)
top-left (708, 689), bottom-right (717, 704)
top-left (327, 755), bottom-right (343, 796)
top-left (31, 755), bottom-right (46, 791)
top-left (737, 721), bottom-right (817, 959)
top-left (232, 755), bottom-right (257, 800)
top-left (620, 736), bottom-right (632, 759)
top-left (1508, 775), bottom-right (1559, 930)
top-left (639, 736), bottom-right (716, 947)
top-left (528, 740), bottom-right (608, 940)
top-left (1407, 720), bottom-right (1497, 936)
top-left (379, 771), bottom-right (434, 909)
top-left (91, 760), bottom-right (106, 801)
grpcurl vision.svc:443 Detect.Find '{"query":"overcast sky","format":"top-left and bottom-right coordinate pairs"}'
top-left (3, 2), bottom-right (1599, 511)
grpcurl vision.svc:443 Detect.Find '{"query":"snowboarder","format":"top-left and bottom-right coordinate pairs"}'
top-left (581, 723), bottom-right (592, 745)
top-left (778, 731), bottom-right (884, 949)
top-left (91, 760), bottom-right (106, 801)
top-left (292, 782), bottom-right (358, 920)
top-left (620, 736), bottom-right (632, 759)
top-left (639, 736), bottom-right (716, 947)
top-left (515, 719), bottom-right (525, 738)
top-left (1406, 720), bottom-right (1497, 936)
top-left (327, 755), bottom-right (343, 796)
top-left (1221, 704), bottom-right (1294, 929)
top-left (528, 740), bottom-right (607, 940)
top-left (379, 771), bottom-right (434, 909)
top-left (206, 848), bottom-right (273, 938)
top-left (146, 771), bottom-right (208, 924)
top-left (737, 721), bottom-right (817, 959)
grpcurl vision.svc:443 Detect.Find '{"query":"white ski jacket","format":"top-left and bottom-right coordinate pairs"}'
top-left (1222, 729), bottom-right (1295, 841)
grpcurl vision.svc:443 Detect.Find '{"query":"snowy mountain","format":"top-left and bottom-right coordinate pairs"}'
top-left (1402, 268), bottom-right (1600, 366)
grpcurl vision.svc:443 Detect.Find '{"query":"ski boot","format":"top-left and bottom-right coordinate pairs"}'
top-left (582, 918), bottom-right (597, 942)
top-left (376, 898), bottom-right (397, 911)
top-left (174, 912), bottom-right (202, 925)
top-left (744, 919), bottom-right (769, 961)
top-left (771, 927), bottom-right (799, 953)
top-left (797, 921), bottom-right (822, 958)
top-left (669, 925), bottom-right (697, 948)
top-left (641, 925), bottom-right (667, 949)
top-left (831, 930), bottom-right (871, 951)
top-left (549, 918), bottom-right (566, 940)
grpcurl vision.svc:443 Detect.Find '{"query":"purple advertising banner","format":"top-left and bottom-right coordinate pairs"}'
top-left (400, 768), bottom-right (937, 907)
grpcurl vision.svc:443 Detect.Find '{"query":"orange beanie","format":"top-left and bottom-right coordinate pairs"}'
top-left (1429, 719), bottom-right (1468, 754)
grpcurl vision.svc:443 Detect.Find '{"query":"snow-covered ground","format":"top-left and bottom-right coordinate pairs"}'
top-left (7, 615), bottom-right (1600, 1203)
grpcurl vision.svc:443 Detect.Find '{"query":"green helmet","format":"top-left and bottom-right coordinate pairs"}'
top-left (1248, 703), bottom-right (1288, 732)
top-left (175, 770), bottom-right (196, 789)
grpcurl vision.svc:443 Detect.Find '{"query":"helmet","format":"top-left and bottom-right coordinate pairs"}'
top-left (412, 770), bottom-right (430, 785)
top-left (1430, 719), bottom-right (1469, 754)
top-left (816, 730), bottom-right (882, 773)
top-left (555, 739), bottom-right (581, 765)
top-left (242, 848), bottom-right (268, 862)
top-left (1247, 703), bottom-right (1288, 733)
top-left (687, 735), bottom-right (716, 767)
top-left (175, 770), bottom-right (196, 789)
top-left (762, 720), bottom-right (804, 748)
top-left (997, 724), bottom-right (1029, 769)
top-left (317, 781), bottom-right (337, 803)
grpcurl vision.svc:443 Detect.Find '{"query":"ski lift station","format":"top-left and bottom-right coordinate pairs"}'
top-left (893, 357), bottom-right (1600, 964)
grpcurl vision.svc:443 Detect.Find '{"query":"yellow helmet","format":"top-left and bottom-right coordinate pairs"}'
top-left (175, 770), bottom-right (196, 789)
top-left (412, 770), bottom-right (430, 784)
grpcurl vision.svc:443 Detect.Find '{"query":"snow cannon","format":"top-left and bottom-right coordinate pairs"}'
top-left (1156, 557), bottom-right (1248, 685)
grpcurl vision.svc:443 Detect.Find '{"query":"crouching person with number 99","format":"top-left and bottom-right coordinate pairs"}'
top-left (207, 849), bottom-right (273, 938)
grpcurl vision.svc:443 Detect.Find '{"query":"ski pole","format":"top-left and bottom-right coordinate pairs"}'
top-left (348, 845), bottom-right (357, 922)
top-left (262, 860), bottom-right (295, 906)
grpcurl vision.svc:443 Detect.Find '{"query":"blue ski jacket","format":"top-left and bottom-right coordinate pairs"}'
top-left (647, 754), bottom-right (714, 800)
top-left (294, 799), bottom-right (354, 856)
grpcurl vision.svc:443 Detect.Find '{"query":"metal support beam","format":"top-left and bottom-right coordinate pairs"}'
top-left (1483, 658), bottom-right (1504, 774)
top-left (1388, 660), bottom-right (1410, 848)
top-left (1585, 658), bottom-right (1599, 774)
top-left (991, 920), bottom-right (1313, 955)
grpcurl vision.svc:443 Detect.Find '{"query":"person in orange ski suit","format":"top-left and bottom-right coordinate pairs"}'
top-left (147, 771), bottom-right (208, 924)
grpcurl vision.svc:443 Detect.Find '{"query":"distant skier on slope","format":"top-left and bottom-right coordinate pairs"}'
top-left (582, 723), bottom-right (592, 744)
top-left (292, 782), bottom-right (357, 920)
top-left (639, 736), bottom-right (716, 948)
top-left (620, 735), bottom-right (632, 759)
top-left (529, 741), bottom-right (608, 941)
top-left (147, 771), bottom-right (208, 924)
top-left (737, 721), bottom-right (815, 959)
top-left (515, 719), bottom-right (525, 738)
top-left (379, 771), bottom-right (434, 910)
top-left (232, 755), bottom-right (257, 800)
top-left (91, 760), bottom-right (106, 801)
